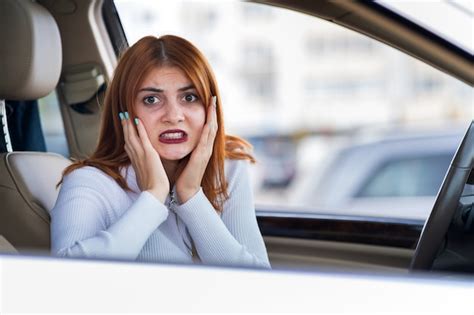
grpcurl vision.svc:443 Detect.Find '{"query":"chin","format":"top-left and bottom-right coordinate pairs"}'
top-left (158, 149), bottom-right (191, 161)
top-left (154, 142), bottom-right (195, 161)
top-left (161, 154), bottom-right (186, 161)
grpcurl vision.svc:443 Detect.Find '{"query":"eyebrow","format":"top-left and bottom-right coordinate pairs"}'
top-left (138, 84), bottom-right (195, 93)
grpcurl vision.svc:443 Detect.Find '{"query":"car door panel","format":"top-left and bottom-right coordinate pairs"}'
top-left (265, 236), bottom-right (413, 271)
top-left (257, 211), bottom-right (422, 270)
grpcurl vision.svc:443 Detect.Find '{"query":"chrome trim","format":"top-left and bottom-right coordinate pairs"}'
top-left (255, 208), bottom-right (425, 226)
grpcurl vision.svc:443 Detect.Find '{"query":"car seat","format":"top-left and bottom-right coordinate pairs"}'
top-left (0, 0), bottom-right (71, 252)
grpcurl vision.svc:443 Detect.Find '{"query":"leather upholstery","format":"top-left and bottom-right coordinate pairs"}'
top-left (0, 0), bottom-right (69, 252)
top-left (0, 235), bottom-right (18, 253)
top-left (0, 0), bottom-right (62, 100)
top-left (0, 152), bottom-right (71, 251)
top-left (6, 152), bottom-right (72, 213)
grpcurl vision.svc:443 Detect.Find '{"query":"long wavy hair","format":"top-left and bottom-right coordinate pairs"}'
top-left (61, 35), bottom-right (255, 211)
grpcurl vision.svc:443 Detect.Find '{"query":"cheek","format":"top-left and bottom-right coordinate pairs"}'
top-left (141, 119), bottom-right (154, 137)
top-left (136, 114), bottom-right (158, 141)
top-left (191, 107), bottom-right (206, 131)
top-left (134, 105), bottom-right (159, 133)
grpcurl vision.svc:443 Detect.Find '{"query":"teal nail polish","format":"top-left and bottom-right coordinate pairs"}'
top-left (124, 112), bottom-right (130, 120)
top-left (119, 112), bottom-right (124, 120)
top-left (134, 118), bottom-right (139, 125)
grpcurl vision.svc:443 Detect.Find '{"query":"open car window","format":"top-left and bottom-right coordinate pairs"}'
top-left (114, 0), bottom-right (472, 221)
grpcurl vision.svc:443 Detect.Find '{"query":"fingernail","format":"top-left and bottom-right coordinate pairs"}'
top-left (134, 118), bottom-right (139, 125)
top-left (212, 96), bottom-right (217, 108)
top-left (119, 112), bottom-right (124, 120)
top-left (124, 112), bottom-right (130, 120)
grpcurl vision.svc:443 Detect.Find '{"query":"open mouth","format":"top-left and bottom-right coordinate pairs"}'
top-left (159, 130), bottom-right (188, 144)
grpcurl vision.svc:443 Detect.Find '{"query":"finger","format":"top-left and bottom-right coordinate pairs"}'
top-left (189, 97), bottom-right (217, 162)
top-left (121, 112), bottom-right (138, 158)
top-left (121, 112), bottom-right (133, 147)
top-left (198, 124), bottom-right (211, 149)
top-left (124, 142), bottom-right (137, 167)
top-left (124, 139), bottom-right (140, 165)
top-left (124, 112), bottom-right (140, 146)
top-left (124, 143), bottom-right (133, 161)
top-left (207, 96), bottom-right (217, 124)
top-left (125, 144), bottom-right (146, 190)
top-left (120, 111), bottom-right (129, 143)
top-left (135, 118), bottom-right (155, 151)
top-left (125, 140), bottom-right (147, 179)
top-left (124, 112), bottom-right (144, 156)
top-left (206, 97), bottom-right (218, 143)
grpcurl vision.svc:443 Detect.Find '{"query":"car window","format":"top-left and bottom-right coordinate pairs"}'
top-left (357, 154), bottom-right (453, 198)
top-left (114, 0), bottom-right (471, 220)
top-left (38, 91), bottom-right (70, 157)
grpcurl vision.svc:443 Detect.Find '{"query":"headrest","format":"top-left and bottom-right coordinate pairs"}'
top-left (0, 0), bottom-right (62, 100)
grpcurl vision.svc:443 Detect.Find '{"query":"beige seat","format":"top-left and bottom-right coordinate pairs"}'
top-left (0, 235), bottom-right (18, 253)
top-left (0, 0), bottom-right (71, 252)
top-left (0, 153), bottom-right (71, 251)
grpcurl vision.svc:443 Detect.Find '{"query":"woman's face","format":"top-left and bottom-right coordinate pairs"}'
top-left (134, 66), bottom-right (206, 163)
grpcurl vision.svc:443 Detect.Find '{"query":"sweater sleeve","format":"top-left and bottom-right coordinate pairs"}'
top-left (50, 167), bottom-right (168, 260)
top-left (174, 160), bottom-right (271, 269)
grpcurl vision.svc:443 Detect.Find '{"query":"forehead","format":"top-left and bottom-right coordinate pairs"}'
top-left (140, 66), bottom-right (192, 88)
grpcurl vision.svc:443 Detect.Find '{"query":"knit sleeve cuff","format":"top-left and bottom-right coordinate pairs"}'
top-left (174, 188), bottom-right (218, 224)
top-left (135, 191), bottom-right (169, 224)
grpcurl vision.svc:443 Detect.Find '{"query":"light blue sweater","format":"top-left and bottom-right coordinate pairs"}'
top-left (50, 159), bottom-right (270, 269)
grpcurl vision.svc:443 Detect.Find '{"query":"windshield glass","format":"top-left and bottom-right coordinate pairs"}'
top-left (378, 0), bottom-right (473, 54)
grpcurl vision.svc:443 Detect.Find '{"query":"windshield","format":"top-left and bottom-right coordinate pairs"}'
top-left (378, 0), bottom-right (474, 54)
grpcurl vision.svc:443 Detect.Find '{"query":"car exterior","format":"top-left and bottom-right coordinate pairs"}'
top-left (2, 254), bottom-right (473, 313)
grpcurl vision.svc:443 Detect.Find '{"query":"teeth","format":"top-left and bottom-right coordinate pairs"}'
top-left (161, 132), bottom-right (184, 139)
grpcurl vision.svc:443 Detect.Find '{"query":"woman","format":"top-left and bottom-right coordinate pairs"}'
top-left (50, 35), bottom-right (270, 269)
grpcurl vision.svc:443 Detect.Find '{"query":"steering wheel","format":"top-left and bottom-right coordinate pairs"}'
top-left (410, 121), bottom-right (474, 270)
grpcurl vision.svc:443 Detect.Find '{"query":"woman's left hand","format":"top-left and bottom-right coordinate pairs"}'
top-left (176, 96), bottom-right (218, 203)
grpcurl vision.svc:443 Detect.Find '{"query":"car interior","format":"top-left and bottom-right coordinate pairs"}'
top-left (0, 0), bottom-right (472, 275)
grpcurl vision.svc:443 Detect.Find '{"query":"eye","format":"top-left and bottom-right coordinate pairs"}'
top-left (143, 95), bottom-right (160, 105)
top-left (182, 93), bottom-right (199, 103)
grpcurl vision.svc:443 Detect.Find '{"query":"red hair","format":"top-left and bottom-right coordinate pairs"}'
top-left (61, 35), bottom-right (255, 211)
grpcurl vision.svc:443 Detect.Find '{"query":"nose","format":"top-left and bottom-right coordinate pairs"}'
top-left (161, 100), bottom-right (184, 124)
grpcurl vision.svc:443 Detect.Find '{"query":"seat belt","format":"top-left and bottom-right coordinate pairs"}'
top-left (0, 99), bottom-right (13, 152)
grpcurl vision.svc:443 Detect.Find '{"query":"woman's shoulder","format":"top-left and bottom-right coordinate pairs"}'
top-left (61, 165), bottom-right (121, 191)
top-left (224, 158), bottom-right (253, 187)
top-left (65, 165), bottom-right (110, 178)
top-left (225, 158), bottom-right (252, 173)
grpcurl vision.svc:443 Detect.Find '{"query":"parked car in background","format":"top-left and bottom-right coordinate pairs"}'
top-left (248, 134), bottom-right (297, 188)
top-left (290, 128), bottom-right (465, 221)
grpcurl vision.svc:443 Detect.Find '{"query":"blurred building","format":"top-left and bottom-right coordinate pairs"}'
top-left (116, 0), bottom-right (472, 137)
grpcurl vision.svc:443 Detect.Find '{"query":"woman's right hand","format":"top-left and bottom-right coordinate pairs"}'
top-left (120, 112), bottom-right (169, 203)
